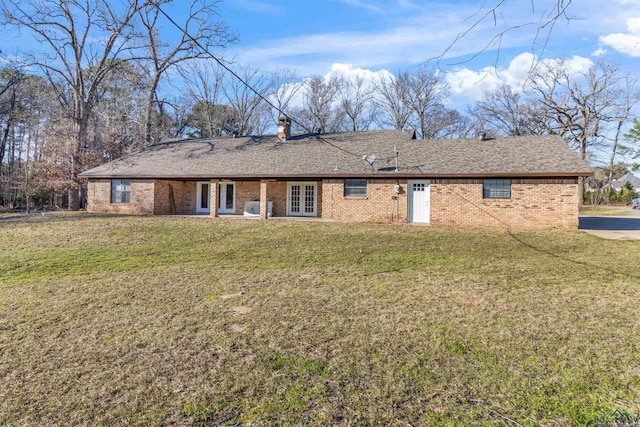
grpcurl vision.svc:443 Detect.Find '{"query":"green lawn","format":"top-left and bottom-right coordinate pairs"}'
top-left (1, 214), bottom-right (639, 426)
top-left (580, 205), bottom-right (637, 216)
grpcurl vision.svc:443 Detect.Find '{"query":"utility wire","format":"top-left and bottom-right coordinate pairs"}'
top-left (421, 172), bottom-right (640, 280)
top-left (153, 3), bottom-right (364, 159)
top-left (153, 4), bottom-right (634, 280)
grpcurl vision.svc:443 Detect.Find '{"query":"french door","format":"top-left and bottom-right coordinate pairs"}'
top-left (196, 182), bottom-right (210, 214)
top-left (287, 182), bottom-right (317, 217)
top-left (218, 182), bottom-right (235, 214)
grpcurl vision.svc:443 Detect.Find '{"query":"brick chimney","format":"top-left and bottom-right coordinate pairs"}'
top-left (277, 116), bottom-right (292, 141)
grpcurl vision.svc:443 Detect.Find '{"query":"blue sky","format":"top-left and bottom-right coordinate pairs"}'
top-left (190, 0), bottom-right (639, 105)
top-left (210, 0), bottom-right (639, 69)
top-left (2, 0), bottom-right (638, 109)
top-left (197, 0), bottom-right (638, 164)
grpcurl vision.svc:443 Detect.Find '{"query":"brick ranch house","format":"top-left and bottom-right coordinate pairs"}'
top-left (79, 117), bottom-right (593, 228)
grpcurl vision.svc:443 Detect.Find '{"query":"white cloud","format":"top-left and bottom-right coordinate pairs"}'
top-left (231, 1), bottom-right (574, 75)
top-left (232, 0), bottom-right (282, 14)
top-left (592, 47), bottom-right (609, 57)
top-left (445, 52), bottom-right (593, 101)
top-left (339, 0), bottom-right (386, 14)
top-left (236, 24), bottom-right (459, 73)
top-left (274, 52), bottom-right (597, 115)
top-left (226, 0), bottom-right (637, 103)
top-left (599, 17), bottom-right (640, 56)
top-left (600, 33), bottom-right (640, 56)
top-left (326, 63), bottom-right (390, 85)
top-left (612, 0), bottom-right (640, 5)
top-left (338, 0), bottom-right (419, 14)
top-left (276, 63), bottom-right (392, 110)
top-left (629, 17), bottom-right (640, 33)
top-left (600, 18), bottom-right (640, 57)
top-left (270, 51), bottom-right (600, 116)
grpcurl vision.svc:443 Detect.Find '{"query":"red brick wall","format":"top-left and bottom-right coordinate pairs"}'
top-left (322, 178), bottom-right (578, 228)
top-left (88, 177), bottom-right (580, 228)
top-left (235, 181), bottom-right (260, 215)
top-left (154, 180), bottom-right (186, 215)
top-left (154, 180), bottom-right (196, 215)
top-left (322, 179), bottom-right (407, 223)
top-left (86, 179), bottom-right (155, 214)
top-left (430, 179), bottom-right (579, 229)
top-left (268, 181), bottom-right (288, 217)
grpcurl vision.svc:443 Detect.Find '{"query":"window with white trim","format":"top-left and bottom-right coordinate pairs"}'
top-left (344, 179), bottom-right (367, 197)
top-left (483, 179), bottom-right (511, 199)
top-left (111, 179), bottom-right (131, 203)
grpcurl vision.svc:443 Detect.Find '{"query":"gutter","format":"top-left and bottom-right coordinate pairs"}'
top-left (79, 171), bottom-right (594, 180)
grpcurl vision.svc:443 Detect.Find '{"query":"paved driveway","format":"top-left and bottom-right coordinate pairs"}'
top-left (580, 209), bottom-right (640, 239)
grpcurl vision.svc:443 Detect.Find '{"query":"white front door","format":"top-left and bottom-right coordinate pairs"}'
top-left (408, 180), bottom-right (430, 223)
top-left (287, 182), bottom-right (317, 217)
top-left (218, 182), bottom-right (236, 214)
top-left (196, 181), bottom-right (210, 214)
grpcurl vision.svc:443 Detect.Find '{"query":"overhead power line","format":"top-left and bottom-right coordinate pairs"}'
top-left (150, 5), bottom-right (637, 279)
top-left (153, 3), bottom-right (363, 159)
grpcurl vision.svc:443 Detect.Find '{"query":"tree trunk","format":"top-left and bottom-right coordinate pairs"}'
top-left (578, 138), bottom-right (587, 206)
top-left (145, 75), bottom-right (162, 146)
top-left (68, 151), bottom-right (80, 211)
top-left (578, 176), bottom-right (585, 206)
top-left (604, 119), bottom-right (625, 204)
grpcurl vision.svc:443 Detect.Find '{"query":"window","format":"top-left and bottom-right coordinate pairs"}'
top-left (483, 179), bottom-right (511, 199)
top-left (344, 179), bottom-right (367, 197)
top-left (111, 179), bottom-right (131, 203)
top-left (412, 183), bottom-right (426, 192)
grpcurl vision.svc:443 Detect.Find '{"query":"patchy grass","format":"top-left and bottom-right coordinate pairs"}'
top-left (1, 213), bottom-right (639, 426)
top-left (580, 205), bottom-right (637, 216)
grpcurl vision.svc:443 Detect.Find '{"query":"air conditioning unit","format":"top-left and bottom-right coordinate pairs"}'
top-left (243, 200), bottom-right (273, 217)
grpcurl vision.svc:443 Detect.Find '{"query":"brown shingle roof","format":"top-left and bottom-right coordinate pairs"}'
top-left (79, 130), bottom-right (593, 179)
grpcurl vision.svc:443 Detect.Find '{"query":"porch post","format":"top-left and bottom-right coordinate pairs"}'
top-left (209, 179), bottom-right (219, 218)
top-left (260, 180), bottom-right (269, 220)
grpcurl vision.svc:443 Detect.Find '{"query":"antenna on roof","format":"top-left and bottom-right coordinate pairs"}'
top-left (394, 147), bottom-right (399, 172)
top-left (363, 154), bottom-right (376, 168)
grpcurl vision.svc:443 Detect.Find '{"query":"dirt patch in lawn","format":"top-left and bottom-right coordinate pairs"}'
top-left (229, 306), bottom-right (252, 315)
top-left (1, 215), bottom-right (639, 426)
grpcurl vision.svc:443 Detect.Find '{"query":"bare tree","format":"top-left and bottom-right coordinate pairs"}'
top-left (335, 74), bottom-right (377, 131)
top-left (0, 0), bottom-right (150, 209)
top-left (92, 60), bottom-right (148, 159)
top-left (434, 0), bottom-right (574, 71)
top-left (0, 0), bottom-right (235, 208)
top-left (401, 67), bottom-right (449, 140)
top-left (603, 76), bottom-right (639, 203)
top-left (267, 69), bottom-right (301, 123)
top-left (529, 59), bottom-right (627, 202)
top-left (181, 61), bottom-right (232, 137)
top-left (296, 76), bottom-right (342, 134)
top-left (469, 84), bottom-right (544, 136)
top-left (160, 96), bottom-right (193, 139)
top-left (372, 72), bottom-right (412, 131)
top-left (139, 0), bottom-right (235, 145)
top-left (424, 107), bottom-right (474, 139)
top-left (222, 65), bottom-right (273, 136)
